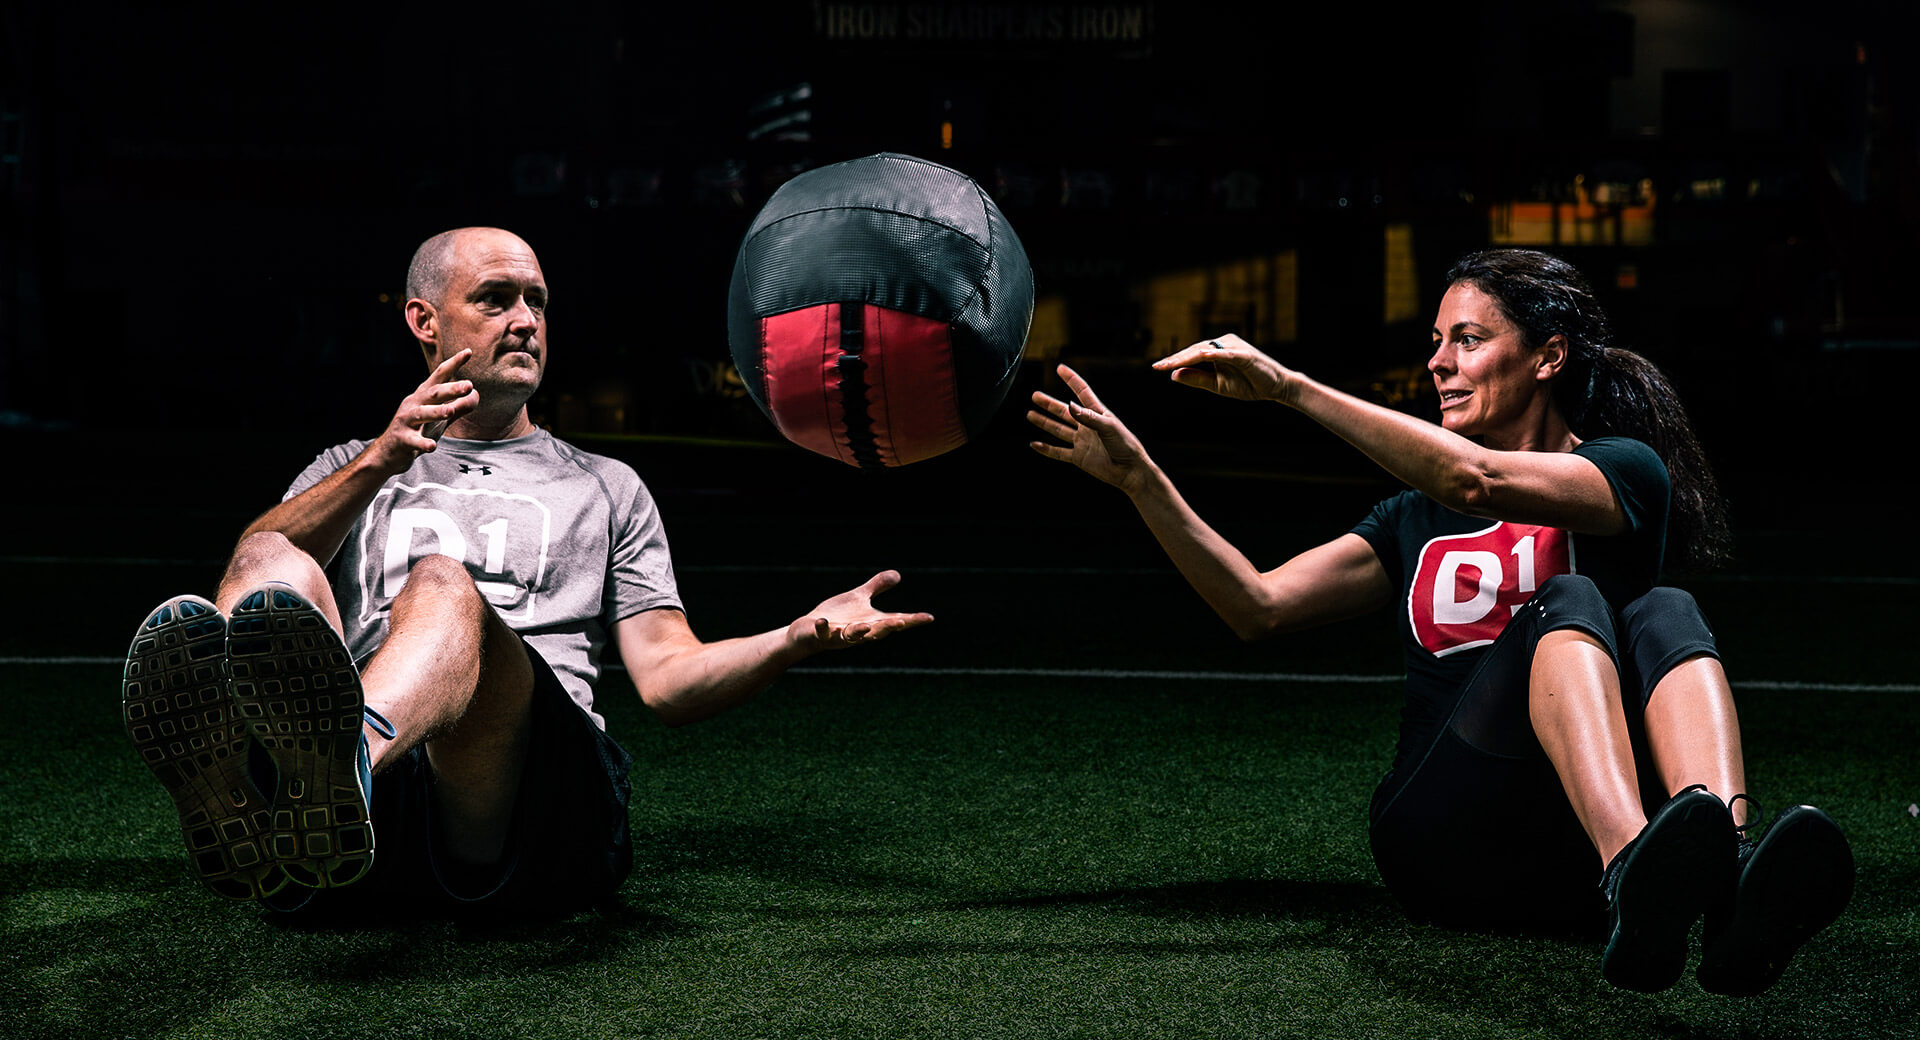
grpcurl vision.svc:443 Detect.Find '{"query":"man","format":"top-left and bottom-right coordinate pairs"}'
top-left (121, 226), bottom-right (932, 915)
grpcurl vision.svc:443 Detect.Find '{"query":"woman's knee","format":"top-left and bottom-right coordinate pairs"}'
top-left (1536, 573), bottom-right (1605, 613)
top-left (1620, 586), bottom-right (1720, 700)
top-left (1620, 586), bottom-right (1716, 659)
top-left (1621, 586), bottom-right (1709, 633)
top-left (1528, 574), bottom-right (1617, 651)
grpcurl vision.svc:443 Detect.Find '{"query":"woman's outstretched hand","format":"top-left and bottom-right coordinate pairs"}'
top-left (1027, 363), bottom-right (1156, 493)
top-left (1153, 333), bottom-right (1296, 404)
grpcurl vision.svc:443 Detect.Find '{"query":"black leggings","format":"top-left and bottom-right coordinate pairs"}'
top-left (1366, 574), bottom-right (1720, 934)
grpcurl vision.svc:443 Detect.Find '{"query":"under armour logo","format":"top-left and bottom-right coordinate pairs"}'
top-left (458, 464), bottom-right (494, 476)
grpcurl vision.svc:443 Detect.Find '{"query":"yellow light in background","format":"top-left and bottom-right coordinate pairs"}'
top-left (940, 121), bottom-right (953, 149)
top-left (1384, 223), bottom-right (1419, 325)
top-left (1489, 178), bottom-right (1656, 247)
top-left (1141, 267), bottom-right (1206, 356)
top-left (1273, 250), bottom-right (1298, 344)
top-left (1490, 202), bottom-right (1558, 244)
top-left (1022, 294), bottom-right (1069, 363)
top-left (1135, 251), bottom-right (1298, 356)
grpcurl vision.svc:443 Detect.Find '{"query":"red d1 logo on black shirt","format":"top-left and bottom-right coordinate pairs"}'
top-left (1410, 522), bottom-right (1572, 657)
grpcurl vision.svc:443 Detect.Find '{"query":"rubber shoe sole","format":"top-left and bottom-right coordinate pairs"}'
top-left (122, 595), bottom-right (285, 901)
top-left (227, 584), bottom-right (375, 889)
top-left (1697, 805), bottom-right (1854, 996)
top-left (1602, 787), bottom-right (1736, 993)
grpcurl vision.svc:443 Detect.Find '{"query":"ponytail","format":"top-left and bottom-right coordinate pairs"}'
top-left (1444, 249), bottom-right (1733, 572)
top-left (1571, 347), bottom-right (1734, 572)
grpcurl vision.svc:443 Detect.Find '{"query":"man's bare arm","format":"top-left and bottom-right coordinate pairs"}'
top-left (614, 571), bottom-right (934, 728)
top-left (241, 350), bottom-right (478, 565)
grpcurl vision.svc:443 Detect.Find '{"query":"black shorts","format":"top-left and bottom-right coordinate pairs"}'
top-left (273, 638), bottom-right (633, 920)
top-left (1366, 575), bottom-right (1719, 935)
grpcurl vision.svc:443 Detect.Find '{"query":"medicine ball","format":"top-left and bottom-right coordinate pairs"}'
top-left (726, 152), bottom-right (1034, 468)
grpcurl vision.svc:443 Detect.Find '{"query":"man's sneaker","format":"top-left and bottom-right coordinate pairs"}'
top-left (249, 705), bottom-right (394, 917)
top-left (1600, 785), bottom-right (1736, 993)
top-left (227, 584), bottom-right (377, 889)
top-left (1697, 803), bottom-right (1854, 996)
top-left (122, 595), bottom-right (286, 901)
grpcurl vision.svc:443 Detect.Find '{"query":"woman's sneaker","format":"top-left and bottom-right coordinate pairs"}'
top-left (1599, 785), bottom-right (1736, 992)
top-left (1697, 803), bottom-right (1854, 996)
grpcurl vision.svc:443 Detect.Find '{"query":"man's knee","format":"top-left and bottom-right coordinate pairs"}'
top-left (219, 531), bottom-right (331, 614)
top-left (393, 555), bottom-right (532, 692)
top-left (394, 554), bottom-right (483, 610)
top-left (229, 530), bottom-right (316, 576)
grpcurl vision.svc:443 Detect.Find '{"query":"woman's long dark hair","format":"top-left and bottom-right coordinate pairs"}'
top-left (1443, 249), bottom-right (1733, 572)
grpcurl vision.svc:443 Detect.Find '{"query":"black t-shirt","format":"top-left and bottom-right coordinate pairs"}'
top-left (1349, 436), bottom-right (1670, 772)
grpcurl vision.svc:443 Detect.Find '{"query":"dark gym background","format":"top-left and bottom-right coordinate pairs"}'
top-left (3, 12), bottom-right (1916, 1036)
top-left (3, 1), bottom-right (1917, 553)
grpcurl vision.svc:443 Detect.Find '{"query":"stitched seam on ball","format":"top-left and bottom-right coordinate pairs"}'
top-left (836, 303), bottom-right (884, 469)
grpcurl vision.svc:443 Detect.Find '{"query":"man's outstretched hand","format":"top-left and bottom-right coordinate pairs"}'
top-left (788, 570), bottom-right (934, 651)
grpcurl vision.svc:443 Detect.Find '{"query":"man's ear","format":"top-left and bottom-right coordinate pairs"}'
top-left (405, 298), bottom-right (438, 365)
top-left (1536, 333), bottom-right (1569, 381)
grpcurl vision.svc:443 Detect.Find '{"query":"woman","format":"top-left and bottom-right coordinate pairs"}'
top-left (1026, 248), bottom-right (1852, 995)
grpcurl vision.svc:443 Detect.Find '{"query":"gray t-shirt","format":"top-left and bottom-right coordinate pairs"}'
top-left (285, 430), bottom-right (682, 728)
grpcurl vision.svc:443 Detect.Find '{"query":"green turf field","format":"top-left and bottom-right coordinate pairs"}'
top-left (3, 429), bottom-right (1916, 1038)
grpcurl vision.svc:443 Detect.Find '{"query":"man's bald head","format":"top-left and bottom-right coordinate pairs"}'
top-left (406, 227), bottom-right (531, 307)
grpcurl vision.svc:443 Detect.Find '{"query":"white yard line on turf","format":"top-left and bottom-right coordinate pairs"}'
top-left (4, 555), bottom-right (1917, 584)
top-left (8, 657), bottom-right (1916, 694)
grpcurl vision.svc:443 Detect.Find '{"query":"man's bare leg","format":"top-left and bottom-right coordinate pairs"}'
top-left (215, 533), bottom-right (535, 879)
top-left (212, 534), bottom-right (377, 887)
top-left (358, 553), bottom-right (534, 867)
top-left (215, 531), bottom-right (344, 631)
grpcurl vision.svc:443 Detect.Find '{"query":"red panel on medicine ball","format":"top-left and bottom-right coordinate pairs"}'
top-left (761, 303), bottom-right (967, 468)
